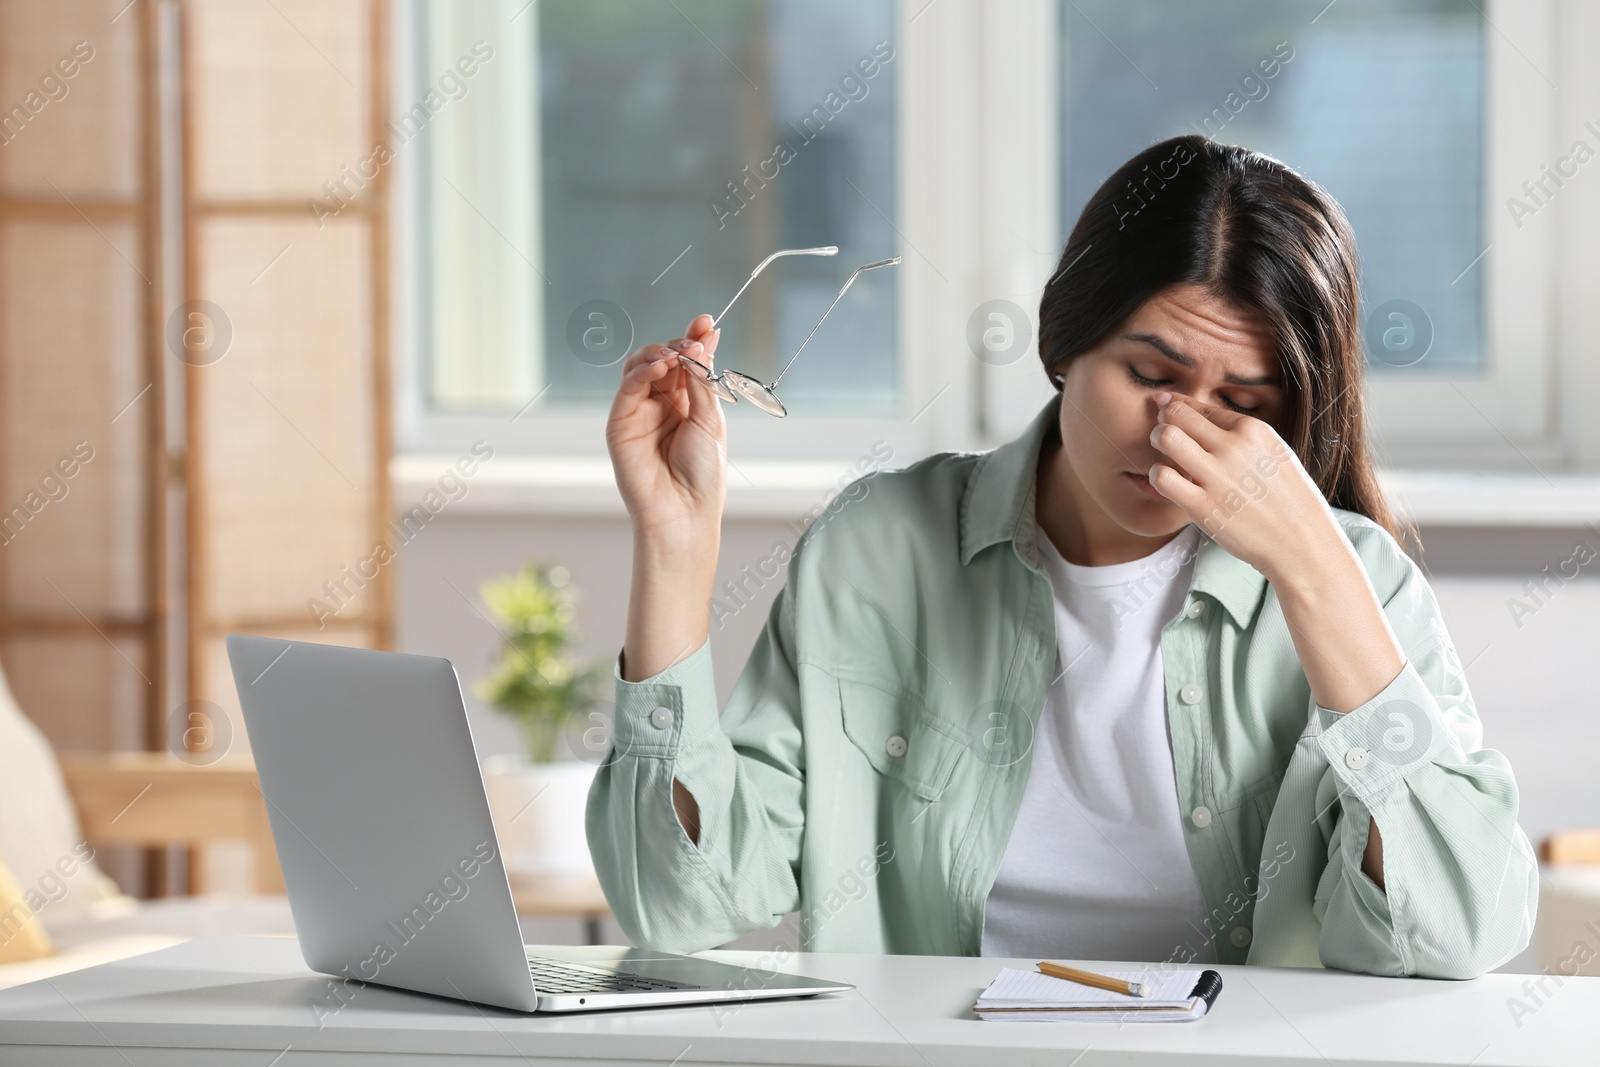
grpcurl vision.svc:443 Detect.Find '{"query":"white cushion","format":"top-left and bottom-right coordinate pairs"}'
top-left (0, 666), bottom-right (125, 923)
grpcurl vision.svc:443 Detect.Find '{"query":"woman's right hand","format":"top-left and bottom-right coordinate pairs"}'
top-left (606, 313), bottom-right (727, 543)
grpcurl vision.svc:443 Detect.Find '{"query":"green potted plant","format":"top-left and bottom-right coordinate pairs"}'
top-left (475, 561), bottom-right (608, 880)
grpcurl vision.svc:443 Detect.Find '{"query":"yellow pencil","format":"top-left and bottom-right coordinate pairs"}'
top-left (1037, 960), bottom-right (1150, 997)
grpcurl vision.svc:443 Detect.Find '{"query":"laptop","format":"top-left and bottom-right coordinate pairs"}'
top-left (225, 634), bottom-right (853, 1013)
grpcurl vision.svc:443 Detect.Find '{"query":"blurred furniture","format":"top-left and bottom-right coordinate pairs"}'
top-left (1540, 830), bottom-right (1600, 867)
top-left (507, 871), bottom-right (610, 946)
top-left (58, 752), bottom-right (283, 894)
top-left (1535, 830), bottom-right (1600, 978)
top-left (0, 0), bottom-right (394, 897)
top-left (0, 662), bottom-right (292, 991)
top-left (0, 0), bottom-right (171, 897)
top-left (62, 755), bottom-right (616, 944)
top-left (178, 0), bottom-right (396, 712)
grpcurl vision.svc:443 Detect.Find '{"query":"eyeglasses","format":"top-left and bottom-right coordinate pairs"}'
top-left (675, 246), bottom-right (902, 417)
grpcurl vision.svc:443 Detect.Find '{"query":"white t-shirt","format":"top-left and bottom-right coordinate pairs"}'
top-left (979, 523), bottom-right (1216, 964)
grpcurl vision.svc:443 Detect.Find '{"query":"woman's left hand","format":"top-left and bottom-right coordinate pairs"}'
top-left (1144, 390), bottom-right (1340, 584)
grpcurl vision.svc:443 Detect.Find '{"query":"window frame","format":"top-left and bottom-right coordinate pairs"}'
top-left (394, 0), bottom-right (976, 465)
top-left (1358, 0), bottom-right (1559, 464)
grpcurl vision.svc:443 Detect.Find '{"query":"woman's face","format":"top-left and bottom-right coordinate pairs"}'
top-left (1055, 283), bottom-right (1285, 541)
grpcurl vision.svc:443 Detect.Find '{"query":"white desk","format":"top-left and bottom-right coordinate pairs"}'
top-left (0, 935), bottom-right (1589, 1066)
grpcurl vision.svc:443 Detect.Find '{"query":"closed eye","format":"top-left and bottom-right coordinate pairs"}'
top-left (1127, 365), bottom-right (1258, 415)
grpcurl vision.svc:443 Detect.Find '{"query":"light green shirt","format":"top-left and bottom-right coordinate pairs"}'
top-left (587, 393), bottom-right (1538, 977)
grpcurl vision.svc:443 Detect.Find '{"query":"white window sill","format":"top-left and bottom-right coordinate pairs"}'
top-left (1379, 470), bottom-right (1600, 528)
top-left (394, 455), bottom-right (1600, 528)
top-left (394, 455), bottom-right (876, 520)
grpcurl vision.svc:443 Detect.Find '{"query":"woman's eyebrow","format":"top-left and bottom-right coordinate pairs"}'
top-left (1123, 332), bottom-right (1282, 387)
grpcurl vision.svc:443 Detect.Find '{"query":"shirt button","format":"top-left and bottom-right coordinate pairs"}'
top-left (1190, 806), bottom-right (1212, 829)
top-left (1179, 684), bottom-right (1202, 705)
top-left (1230, 926), bottom-right (1252, 948)
top-left (1185, 600), bottom-right (1205, 619)
top-left (885, 735), bottom-right (908, 758)
top-left (649, 707), bottom-right (673, 730)
top-left (1345, 746), bottom-right (1369, 770)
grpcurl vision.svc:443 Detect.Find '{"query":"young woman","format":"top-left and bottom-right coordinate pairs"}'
top-left (594, 135), bottom-right (1537, 978)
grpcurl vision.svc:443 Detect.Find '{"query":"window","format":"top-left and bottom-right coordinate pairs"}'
top-left (399, 0), bottom-right (1581, 471)
top-left (1056, 0), bottom-right (1559, 461)
top-left (1061, 0), bottom-right (1484, 372)
top-left (399, 0), bottom-right (903, 458)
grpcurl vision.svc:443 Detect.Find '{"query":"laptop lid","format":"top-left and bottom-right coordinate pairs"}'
top-left (227, 635), bottom-right (541, 1013)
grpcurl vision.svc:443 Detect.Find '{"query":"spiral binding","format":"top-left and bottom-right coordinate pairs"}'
top-left (1188, 969), bottom-right (1225, 1010)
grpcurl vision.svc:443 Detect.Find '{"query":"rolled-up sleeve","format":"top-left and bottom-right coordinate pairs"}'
top-left (1307, 544), bottom-right (1538, 979)
top-left (585, 555), bottom-right (807, 954)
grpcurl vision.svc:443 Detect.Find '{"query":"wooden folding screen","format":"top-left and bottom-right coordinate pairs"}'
top-left (180, 0), bottom-right (392, 751)
top-left (0, 0), bottom-right (392, 895)
top-left (0, 2), bottom-right (164, 755)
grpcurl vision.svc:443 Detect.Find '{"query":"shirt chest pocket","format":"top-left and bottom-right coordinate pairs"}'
top-left (836, 675), bottom-right (966, 802)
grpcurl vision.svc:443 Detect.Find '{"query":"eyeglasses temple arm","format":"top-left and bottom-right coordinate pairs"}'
top-left (769, 256), bottom-right (901, 388)
top-left (711, 246), bottom-right (839, 327)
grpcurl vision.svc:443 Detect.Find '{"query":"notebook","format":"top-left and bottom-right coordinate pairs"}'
top-left (973, 967), bottom-right (1224, 1022)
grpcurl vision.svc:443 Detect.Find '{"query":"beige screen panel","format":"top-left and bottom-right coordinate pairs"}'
top-left (1, 632), bottom-right (148, 753)
top-left (191, 215), bottom-right (375, 623)
top-left (186, 0), bottom-right (371, 202)
top-left (0, 218), bottom-right (149, 617)
top-left (0, 0), bottom-right (143, 199)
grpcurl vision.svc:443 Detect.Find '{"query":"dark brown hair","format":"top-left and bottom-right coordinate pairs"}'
top-left (1038, 134), bottom-right (1416, 555)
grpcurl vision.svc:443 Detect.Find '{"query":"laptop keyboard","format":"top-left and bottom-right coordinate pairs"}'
top-left (528, 957), bottom-right (703, 995)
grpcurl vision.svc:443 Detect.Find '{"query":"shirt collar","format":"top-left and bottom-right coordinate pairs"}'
top-left (957, 391), bottom-right (1269, 629)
